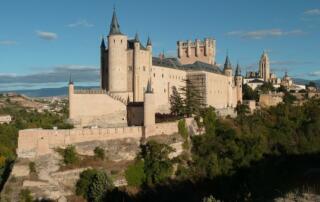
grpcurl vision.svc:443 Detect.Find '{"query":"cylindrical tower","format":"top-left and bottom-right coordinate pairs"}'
top-left (107, 8), bottom-right (128, 92)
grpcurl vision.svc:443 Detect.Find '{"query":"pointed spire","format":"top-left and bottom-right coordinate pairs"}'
top-left (69, 73), bottom-right (74, 85)
top-left (100, 37), bottom-right (106, 49)
top-left (146, 79), bottom-right (152, 93)
top-left (147, 36), bottom-right (152, 46)
top-left (134, 32), bottom-right (140, 42)
top-left (235, 63), bottom-right (241, 76)
top-left (109, 8), bottom-right (122, 35)
top-left (224, 53), bottom-right (232, 70)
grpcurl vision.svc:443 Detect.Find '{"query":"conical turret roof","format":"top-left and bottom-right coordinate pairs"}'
top-left (235, 63), bottom-right (241, 76)
top-left (224, 55), bottom-right (232, 70)
top-left (147, 36), bottom-right (152, 46)
top-left (109, 9), bottom-right (122, 35)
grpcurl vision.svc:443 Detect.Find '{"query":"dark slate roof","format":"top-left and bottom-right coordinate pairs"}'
top-left (224, 55), bottom-right (232, 70)
top-left (147, 37), bottom-right (152, 46)
top-left (235, 63), bottom-right (241, 76)
top-left (152, 57), bottom-right (223, 74)
top-left (248, 79), bottom-right (264, 83)
top-left (183, 61), bottom-right (223, 74)
top-left (134, 33), bottom-right (140, 42)
top-left (100, 38), bottom-right (106, 49)
top-left (127, 40), bottom-right (147, 50)
top-left (109, 9), bottom-right (122, 35)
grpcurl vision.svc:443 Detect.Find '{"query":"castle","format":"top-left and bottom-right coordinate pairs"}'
top-left (69, 9), bottom-right (243, 128)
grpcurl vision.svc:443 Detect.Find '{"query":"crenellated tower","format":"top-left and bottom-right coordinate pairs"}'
top-left (177, 38), bottom-right (216, 65)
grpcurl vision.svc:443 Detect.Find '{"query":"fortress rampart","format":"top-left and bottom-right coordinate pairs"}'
top-left (17, 118), bottom-right (198, 159)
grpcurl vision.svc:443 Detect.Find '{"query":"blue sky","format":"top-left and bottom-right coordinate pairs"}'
top-left (0, 0), bottom-right (319, 90)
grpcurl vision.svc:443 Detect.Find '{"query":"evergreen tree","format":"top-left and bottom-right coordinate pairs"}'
top-left (87, 170), bottom-right (113, 202)
top-left (169, 86), bottom-right (184, 116)
top-left (180, 79), bottom-right (204, 117)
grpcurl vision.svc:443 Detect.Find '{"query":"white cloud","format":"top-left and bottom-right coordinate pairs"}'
top-left (67, 20), bottom-right (94, 28)
top-left (36, 31), bottom-right (58, 40)
top-left (304, 9), bottom-right (320, 16)
top-left (0, 40), bottom-right (17, 45)
top-left (227, 29), bottom-right (305, 39)
top-left (0, 64), bottom-right (99, 84)
top-left (309, 71), bottom-right (320, 77)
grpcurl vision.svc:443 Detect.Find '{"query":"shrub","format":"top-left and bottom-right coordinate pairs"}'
top-left (125, 160), bottom-right (146, 187)
top-left (94, 147), bottom-right (105, 160)
top-left (63, 145), bottom-right (79, 165)
top-left (29, 162), bottom-right (36, 173)
top-left (178, 119), bottom-right (188, 139)
top-left (76, 169), bottom-right (113, 201)
top-left (88, 170), bottom-right (113, 202)
top-left (19, 189), bottom-right (33, 202)
top-left (76, 169), bottom-right (98, 198)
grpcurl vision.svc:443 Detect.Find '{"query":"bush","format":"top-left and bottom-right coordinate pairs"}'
top-left (76, 169), bottom-right (98, 198)
top-left (94, 147), bottom-right (105, 160)
top-left (62, 145), bottom-right (79, 165)
top-left (76, 169), bottom-right (113, 201)
top-left (19, 189), bottom-right (33, 202)
top-left (178, 119), bottom-right (188, 139)
top-left (125, 160), bottom-right (145, 187)
top-left (29, 162), bottom-right (36, 173)
top-left (88, 171), bottom-right (109, 202)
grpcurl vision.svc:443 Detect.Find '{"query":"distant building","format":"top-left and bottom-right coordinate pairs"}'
top-left (0, 115), bottom-right (12, 124)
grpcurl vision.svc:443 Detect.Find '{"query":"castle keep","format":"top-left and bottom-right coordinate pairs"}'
top-left (69, 9), bottom-right (243, 127)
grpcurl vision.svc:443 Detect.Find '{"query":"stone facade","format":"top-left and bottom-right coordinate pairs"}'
top-left (69, 9), bottom-right (243, 127)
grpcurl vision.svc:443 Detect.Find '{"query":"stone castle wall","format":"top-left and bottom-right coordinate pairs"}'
top-left (69, 88), bottom-right (127, 127)
top-left (17, 119), bottom-right (198, 159)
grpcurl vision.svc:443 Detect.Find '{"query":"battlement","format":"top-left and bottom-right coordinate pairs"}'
top-left (177, 38), bottom-right (216, 65)
top-left (177, 38), bottom-right (215, 48)
top-left (74, 89), bottom-right (107, 94)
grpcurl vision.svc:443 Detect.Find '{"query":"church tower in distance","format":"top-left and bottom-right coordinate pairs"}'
top-left (259, 51), bottom-right (270, 82)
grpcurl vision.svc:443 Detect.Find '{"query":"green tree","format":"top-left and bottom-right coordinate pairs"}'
top-left (141, 141), bottom-right (174, 185)
top-left (76, 169), bottom-right (98, 198)
top-left (180, 79), bottom-right (204, 117)
top-left (62, 145), bottom-right (79, 165)
top-left (306, 81), bottom-right (317, 88)
top-left (258, 82), bottom-right (275, 93)
top-left (125, 160), bottom-right (146, 187)
top-left (283, 92), bottom-right (296, 104)
top-left (19, 189), bottom-right (33, 202)
top-left (201, 107), bottom-right (217, 135)
top-left (88, 170), bottom-right (113, 202)
top-left (169, 86), bottom-right (184, 116)
top-left (243, 84), bottom-right (259, 101)
top-left (94, 147), bottom-right (105, 160)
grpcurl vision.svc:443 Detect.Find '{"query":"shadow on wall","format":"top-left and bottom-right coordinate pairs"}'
top-left (104, 153), bottom-right (320, 202)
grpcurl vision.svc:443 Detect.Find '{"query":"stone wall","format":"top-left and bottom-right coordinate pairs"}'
top-left (17, 126), bottom-right (143, 159)
top-left (17, 118), bottom-right (198, 159)
top-left (259, 93), bottom-right (283, 108)
top-left (69, 89), bottom-right (127, 127)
